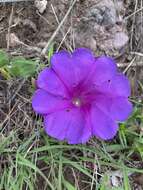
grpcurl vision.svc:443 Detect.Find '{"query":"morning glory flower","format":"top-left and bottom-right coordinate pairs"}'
top-left (32, 48), bottom-right (132, 144)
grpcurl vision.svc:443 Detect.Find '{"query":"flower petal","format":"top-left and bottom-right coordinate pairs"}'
top-left (95, 94), bottom-right (133, 122)
top-left (91, 104), bottom-right (118, 140)
top-left (44, 108), bottom-right (91, 144)
top-left (93, 56), bottom-right (117, 84)
top-left (108, 74), bottom-right (131, 97)
top-left (95, 73), bottom-right (131, 97)
top-left (37, 68), bottom-right (68, 97)
top-left (51, 49), bottom-right (95, 90)
top-left (109, 97), bottom-right (133, 121)
top-left (72, 48), bottom-right (95, 65)
top-left (72, 48), bottom-right (95, 82)
top-left (51, 50), bottom-right (74, 89)
top-left (32, 89), bottom-right (70, 114)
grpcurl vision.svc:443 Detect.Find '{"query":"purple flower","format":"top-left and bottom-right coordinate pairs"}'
top-left (32, 48), bottom-right (132, 144)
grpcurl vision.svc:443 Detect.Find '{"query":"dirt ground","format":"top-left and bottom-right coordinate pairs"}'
top-left (0, 0), bottom-right (142, 117)
top-left (0, 0), bottom-right (142, 57)
top-left (0, 0), bottom-right (143, 189)
top-left (0, 0), bottom-right (143, 84)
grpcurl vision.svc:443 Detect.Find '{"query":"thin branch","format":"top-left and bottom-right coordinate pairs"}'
top-left (7, 6), bottom-right (14, 50)
top-left (123, 57), bottom-right (136, 74)
top-left (41, 0), bottom-right (77, 56)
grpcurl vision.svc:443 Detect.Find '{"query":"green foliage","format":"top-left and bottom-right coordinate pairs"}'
top-left (10, 57), bottom-right (37, 77)
top-left (99, 174), bottom-right (110, 190)
top-left (62, 179), bottom-right (76, 190)
top-left (0, 48), bottom-right (56, 79)
top-left (0, 50), bottom-right (39, 78)
top-left (123, 167), bottom-right (131, 190)
top-left (48, 44), bottom-right (54, 64)
top-left (0, 50), bottom-right (9, 67)
top-left (1, 103), bottom-right (143, 190)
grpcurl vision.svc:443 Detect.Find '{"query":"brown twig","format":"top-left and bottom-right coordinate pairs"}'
top-left (41, 0), bottom-right (77, 56)
top-left (7, 6), bottom-right (14, 51)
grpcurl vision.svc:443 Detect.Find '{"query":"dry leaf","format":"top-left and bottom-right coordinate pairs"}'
top-left (6, 33), bottom-right (21, 47)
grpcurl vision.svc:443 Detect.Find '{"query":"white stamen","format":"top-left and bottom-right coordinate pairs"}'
top-left (72, 98), bottom-right (81, 107)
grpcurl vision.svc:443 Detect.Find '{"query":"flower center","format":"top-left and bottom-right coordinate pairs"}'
top-left (72, 98), bottom-right (81, 107)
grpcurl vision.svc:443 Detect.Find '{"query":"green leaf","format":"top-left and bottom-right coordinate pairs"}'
top-left (0, 68), bottom-right (11, 79)
top-left (17, 154), bottom-right (55, 190)
top-left (48, 44), bottom-right (54, 64)
top-left (10, 57), bottom-right (36, 77)
top-left (62, 178), bottom-right (76, 190)
top-left (123, 167), bottom-right (131, 190)
top-left (0, 50), bottom-right (9, 67)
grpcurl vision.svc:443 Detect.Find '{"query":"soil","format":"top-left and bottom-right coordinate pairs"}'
top-left (0, 0), bottom-right (139, 58)
top-left (0, 0), bottom-right (143, 190)
top-left (0, 0), bottom-right (142, 77)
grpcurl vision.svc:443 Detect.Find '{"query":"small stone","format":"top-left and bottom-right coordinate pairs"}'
top-left (87, 0), bottom-right (117, 26)
top-left (113, 32), bottom-right (128, 49)
top-left (35, 0), bottom-right (47, 14)
top-left (6, 33), bottom-right (20, 47)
